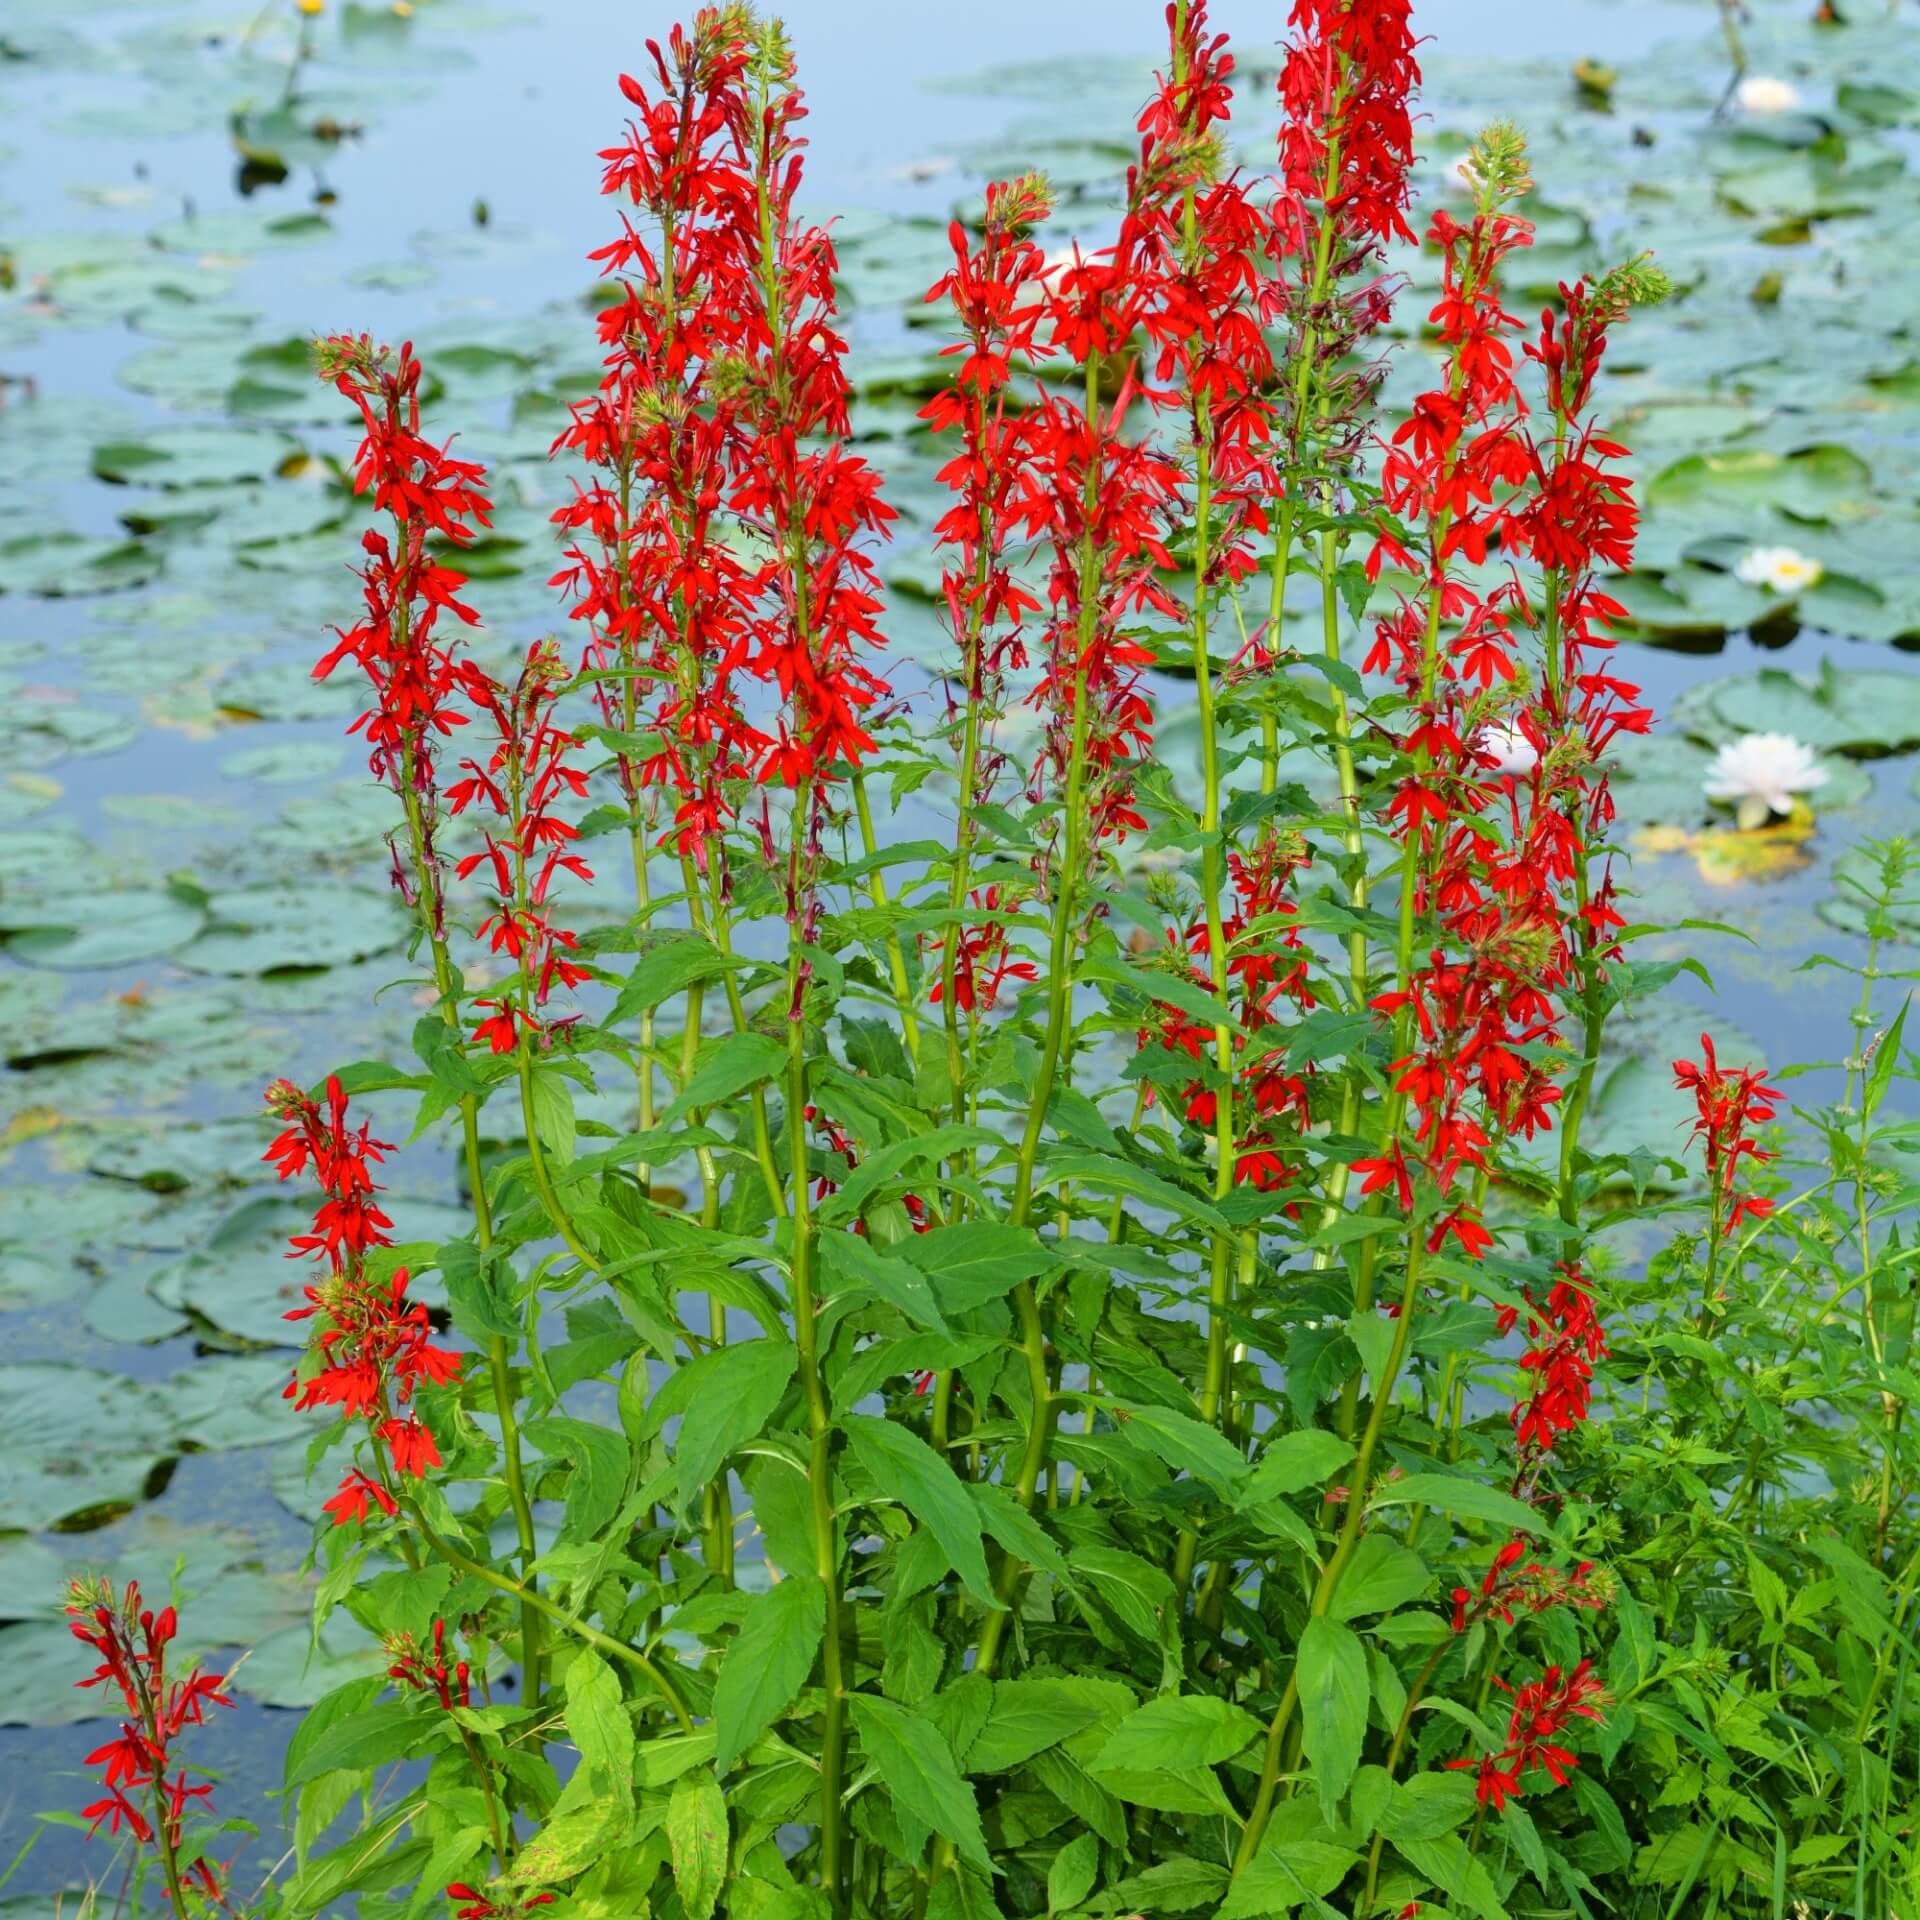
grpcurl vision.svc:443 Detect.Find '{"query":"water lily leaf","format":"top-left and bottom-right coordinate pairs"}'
top-left (176, 885), bottom-right (408, 974)
top-left (2, 889), bottom-right (205, 970)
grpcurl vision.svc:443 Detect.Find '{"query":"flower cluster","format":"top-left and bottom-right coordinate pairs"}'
top-left (1263, 0), bottom-right (1419, 517)
top-left (265, 1076), bottom-right (462, 1526)
top-left (552, 9), bottom-right (765, 864)
top-left (1673, 1032), bottom-right (1780, 1234)
top-left (1144, 828), bottom-right (1317, 1194)
top-left (1503, 1261), bottom-right (1610, 1455)
top-left (66, 1577), bottom-right (233, 1904)
top-left (312, 335), bottom-right (491, 937)
top-left (1450, 1536), bottom-right (1610, 1634)
top-left (1448, 1659), bottom-right (1607, 1810)
top-left (386, 1619), bottom-right (473, 1712)
top-left (447, 644), bottom-right (594, 1055)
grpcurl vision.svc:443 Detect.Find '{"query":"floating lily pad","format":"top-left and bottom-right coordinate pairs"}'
top-left (92, 427), bottom-right (297, 490)
top-left (1670, 664), bottom-right (1920, 756)
top-left (3, 889), bottom-right (205, 971)
top-left (175, 885), bottom-right (408, 975)
top-left (1610, 732), bottom-right (1871, 829)
top-left (0, 1362), bottom-right (179, 1533)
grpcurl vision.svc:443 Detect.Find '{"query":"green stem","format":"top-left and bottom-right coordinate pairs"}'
top-left (1233, 1242), bottom-right (1427, 1873)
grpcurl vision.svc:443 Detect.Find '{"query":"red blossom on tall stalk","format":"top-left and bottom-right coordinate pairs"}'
top-left (1504, 1261), bottom-right (1609, 1457)
top-left (447, 645), bottom-right (594, 1055)
top-left (727, 25), bottom-right (895, 796)
top-left (920, 171), bottom-right (1055, 1020)
top-left (552, 8), bottom-right (766, 869)
top-left (1447, 1659), bottom-right (1608, 1808)
top-left (264, 1076), bottom-right (462, 1525)
top-left (1674, 1032), bottom-right (1781, 1234)
top-left (65, 1577), bottom-right (234, 1909)
top-left (312, 335), bottom-right (492, 936)
top-left (1265, 0), bottom-right (1419, 478)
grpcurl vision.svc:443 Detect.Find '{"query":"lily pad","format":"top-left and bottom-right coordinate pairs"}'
top-left (175, 885), bottom-right (408, 975)
top-left (0, 1362), bottom-right (179, 1532)
top-left (2, 890), bottom-right (205, 971)
top-left (1670, 664), bottom-right (1920, 757)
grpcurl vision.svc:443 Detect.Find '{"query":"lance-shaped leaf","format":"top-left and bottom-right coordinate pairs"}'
top-left (842, 1412), bottom-right (999, 1608)
top-left (712, 1575), bottom-right (825, 1772)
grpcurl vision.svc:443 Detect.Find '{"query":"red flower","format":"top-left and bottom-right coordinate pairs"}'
top-left (380, 1416), bottom-right (443, 1478)
top-left (1673, 1033), bottom-right (1780, 1235)
top-left (324, 1469), bottom-right (400, 1528)
top-left (63, 1579), bottom-right (233, 1900)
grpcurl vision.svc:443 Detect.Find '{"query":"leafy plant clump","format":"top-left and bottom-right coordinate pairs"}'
top-left (39, 4), bottom-right (1918, 1920)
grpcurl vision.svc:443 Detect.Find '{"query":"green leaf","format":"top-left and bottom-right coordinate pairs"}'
top-left (522, 1415), bottom-right (632, 1544)
top-left (1368, 1473), bottom-right (1545, 1538)
top-left (611, 936), bottom-right (740, 1022)
top-left (1217, 1837), bottom-right (1360, 1917)
top-left (820, 1229), bottom-right (951, 1334)
top-left (970, 1676), bottom-right (1123, 1773)
top-left (1297, 1616), bottom-right (1369, 1809)
top-left (1095, 1856), bottom-right (1229, 1914)
top-left (897, 1220), bottom-right (1053, 1313)
top-left (1239, 1430), bottom-right (1355, 1506)
top-left (1095, 1693), bottom-right (1260, 1771)
top-left (666, 1768), bottom-right (728, 1920)
top-left (970, 1482), bottom-right (1077, 1591)
top-left (1327, 1533), bottom-right (1430, 1621)
top-left (842, 1413), bottom-right (998, 1607)
top-left (285, 1697), bottom-right (438, 1787)
top-left (1039, 1151), bottom-right (1230, 1232)
top-left (528, 1064), bottom-right (577, 1164)
top-left (661, 1033), bottom-right (785, 1125)
top-left (851, 1693), bottom-right (990, 1871)
top-left (645, 1341), bottom-right (797, 1514)
top-left (712, 1575), bottom-right (826, 1772)
top-left (1113, 1401), bottom-right (1248, 1500)
top-left (1393, 1833), bottom-right (1511, 1920)
top-left (564, 1650), bottom-right (633, 1800)
top-left (1048, 1831), bottom-right (1100, 1914)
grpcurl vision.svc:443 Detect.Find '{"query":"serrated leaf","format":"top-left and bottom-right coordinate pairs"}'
top-left (1368, 1473), bottom-right (1545, 1538)
top-left (564, 1649), bottom-right (633, 1801)
top-left (713, 1575), bottom-right (825, 1772)
top-left (1113, 1401), bottom-right (1248, 1500)
top-left (851, 1693), bottom-right (991, 1871)
top-left (1297, 1615), bottom-right (1369, 1809)
top-left (661, 1033), bottom-right (784, 1125)
top-left (897, 1220), bottom-right (1053, 1313)
top-left (1218, 1837), bottom-right (1359, 1917)
top-left (843, 1413), bottom-right (998, 1607)
top-left (821, 1229), bottom-right (950, 1334)
top-left (1048, 1831), bottom-right (1101, 1913)
top-left (1239, 1429), bottom-right (1356, 1506)
top-left (667, 1768), bottom-right (728, 1920)
top-left (1327, 1533), bottom-right (1430, 1621)
top-left (645, 1340), bottom-right (796, 1515)
top-left (1095, 1693), bottom-right (1259, 1771)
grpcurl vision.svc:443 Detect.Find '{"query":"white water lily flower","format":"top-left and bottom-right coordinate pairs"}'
top-left (1478, 723), bottom-right (1539, 777)
top-left (1735, 74), bottom-right (1803, 115)
top-left (1702, 732), bottom-right (1829, 829)
top-left (1734, 544), bottom-right (1823, 594)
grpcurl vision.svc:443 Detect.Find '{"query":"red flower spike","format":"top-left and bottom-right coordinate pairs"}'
top-left (63, 1579), bottom-right (233, 1903)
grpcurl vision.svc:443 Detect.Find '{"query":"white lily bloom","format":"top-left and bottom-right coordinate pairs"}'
top-left (1702, 731), bottom-right (1829, 829)
top-left (1735, 75), bottom-right (1803, 114)
top-left (1734, 544), bottom-right (1823, 593)
top-left (1478, 723), bottom-right (1539, 777)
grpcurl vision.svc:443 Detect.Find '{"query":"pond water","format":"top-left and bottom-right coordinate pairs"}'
top-left (3, 0), bottom-right (1918, 1909)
